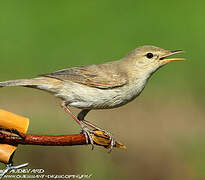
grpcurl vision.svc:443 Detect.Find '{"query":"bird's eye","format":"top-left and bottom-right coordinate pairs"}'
top-left (146, 53), bottom-right (153, 59)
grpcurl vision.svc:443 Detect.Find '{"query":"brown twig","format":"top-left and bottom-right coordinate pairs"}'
top-left (0, 130), bottom-right (87, 146)
top-left (0, 129), bottom-right (126, 150)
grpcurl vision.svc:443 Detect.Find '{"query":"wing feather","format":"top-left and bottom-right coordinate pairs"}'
top-left (40, 63), bottom-right (127, 89)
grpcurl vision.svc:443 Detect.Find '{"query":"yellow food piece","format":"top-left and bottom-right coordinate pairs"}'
top-left (0, 109), bottom-right (29, 163)
top-left (0, 109), bottom-right (29, 133)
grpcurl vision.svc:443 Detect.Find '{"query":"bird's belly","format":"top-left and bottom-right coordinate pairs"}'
top-left (56, 81), bottom-right (144, 109)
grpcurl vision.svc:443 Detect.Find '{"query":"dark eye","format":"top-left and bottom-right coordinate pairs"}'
top-left (146, 53), bottom-right (153, 59)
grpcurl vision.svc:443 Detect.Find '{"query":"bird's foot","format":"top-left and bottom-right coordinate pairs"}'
top-left (99, 129), bottom-right (116, 153)
top-left (80, 126), bottom-right (96, 150)
top-left (81, 127), bottom-right (116, 152)
top-left (87, 126), bottom-right (116, 152)
top-left (79, 120), bottom-right (116, 152)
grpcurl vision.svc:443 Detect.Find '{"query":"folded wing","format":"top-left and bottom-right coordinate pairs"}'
top-left (40, 63), bottom-right (128, 89)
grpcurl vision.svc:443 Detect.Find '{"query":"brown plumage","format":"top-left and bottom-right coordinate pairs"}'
top-left (40, 62), bottom-right (128, 89)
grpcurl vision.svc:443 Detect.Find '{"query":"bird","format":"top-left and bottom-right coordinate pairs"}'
top-left (0, 45), bottom-right (184, 150)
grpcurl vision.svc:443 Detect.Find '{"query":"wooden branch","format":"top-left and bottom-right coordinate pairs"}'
top-left (0, 131), bottom-right (87, 146)
top-left (0, 129), bottom-right (126, 149)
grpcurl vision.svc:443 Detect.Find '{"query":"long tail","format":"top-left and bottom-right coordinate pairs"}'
top-left (0, 78), bottom-right (37, 87)
top-left (0, 77), bottom-right (62, 93)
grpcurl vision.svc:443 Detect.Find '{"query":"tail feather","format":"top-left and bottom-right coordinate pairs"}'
top-left (0, 77), bottom-right (63, 94)
top-left (0, 79), bottom-right (35, 87)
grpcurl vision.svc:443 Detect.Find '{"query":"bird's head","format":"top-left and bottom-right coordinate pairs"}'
top-left (125, 45), bottom-right (184, 78)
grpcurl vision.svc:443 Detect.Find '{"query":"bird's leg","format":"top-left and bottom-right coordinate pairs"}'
top-left (61, 101), bottom-right (95, 149)
top-left (77, 109), bottom-right (116, 151)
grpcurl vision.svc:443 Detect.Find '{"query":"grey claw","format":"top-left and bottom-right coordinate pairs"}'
top-left (91, 129), bottom-right (116, 152)
top-left (107, 137), bottom-right (116, 153)
top-left (81, 126), bottom-right (95, 150)
top-left (101, 131), bottom-right (115, 153)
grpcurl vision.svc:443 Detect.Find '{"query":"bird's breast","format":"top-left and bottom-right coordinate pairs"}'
top-left (56, 78), bottom-right (148, 109)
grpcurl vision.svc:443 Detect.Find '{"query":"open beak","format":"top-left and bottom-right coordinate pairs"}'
top-left (159, 50), bottom-right (184, 64)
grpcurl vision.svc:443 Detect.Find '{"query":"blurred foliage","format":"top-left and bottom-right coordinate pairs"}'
top-left (0, 0), bottom-right (205, 180)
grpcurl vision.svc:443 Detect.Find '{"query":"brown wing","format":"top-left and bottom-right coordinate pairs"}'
top-left (40, 63), bottom-right (128, 89)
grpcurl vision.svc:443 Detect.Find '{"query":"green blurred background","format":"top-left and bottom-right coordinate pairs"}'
top-left (0, 0), bottom-right (204, 179)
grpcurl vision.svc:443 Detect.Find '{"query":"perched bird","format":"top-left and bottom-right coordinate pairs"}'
top-left (0, 45), bottom-right (184, 150)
